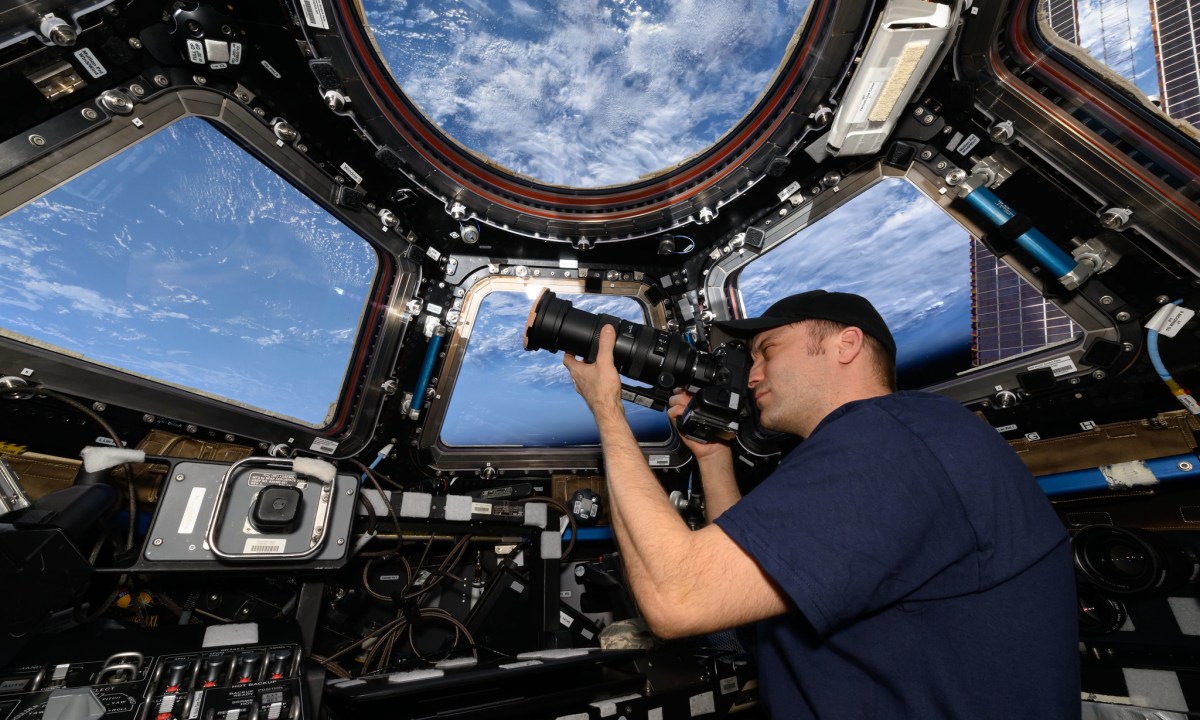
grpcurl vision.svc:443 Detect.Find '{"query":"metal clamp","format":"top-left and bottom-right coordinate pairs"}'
top-left (205, 457), bottom-right (335, 561)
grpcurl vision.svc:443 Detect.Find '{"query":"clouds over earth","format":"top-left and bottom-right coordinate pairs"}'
top-left (1073, 0), bottom-right (1159, 97)
top-left (362, 0), bottom-right (811, 187)
top-left (0, 118), bottom-right (376, 424)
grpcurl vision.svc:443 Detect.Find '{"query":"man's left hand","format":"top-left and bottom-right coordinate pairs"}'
top-left (563, 324), bottom-right (624, 420)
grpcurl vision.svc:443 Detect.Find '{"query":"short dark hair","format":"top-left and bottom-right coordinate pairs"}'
top-left (802, 319), bottom-right (897, 391)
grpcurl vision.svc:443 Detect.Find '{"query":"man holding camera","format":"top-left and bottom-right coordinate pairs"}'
top-left (563, 289), bottom-right (1078, 719)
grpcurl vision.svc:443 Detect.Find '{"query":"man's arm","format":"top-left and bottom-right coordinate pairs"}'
top-left (565, 325), bottom-right (788, 639)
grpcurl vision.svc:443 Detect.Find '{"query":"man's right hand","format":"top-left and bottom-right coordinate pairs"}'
top-left (667, 390), bottom-right (734, 460)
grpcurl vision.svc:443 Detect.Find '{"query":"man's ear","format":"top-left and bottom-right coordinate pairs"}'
top-left (835, 326), bottom-right (865, 364)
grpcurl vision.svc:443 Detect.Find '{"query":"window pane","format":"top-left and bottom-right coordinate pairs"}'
top-left (441, 291), bottom-right (672, 446)
top-left (736, 178), bottom-right (1078, 387)
top-left (0, 117), bottom-right (378, 426)
top-left (1039, 0), bottom-right (1200, 128)
top-left (360, 0), bottom-right (812, 187)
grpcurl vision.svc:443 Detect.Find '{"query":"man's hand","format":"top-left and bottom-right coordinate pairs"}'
top-left (564, 324), bottom-right (624, 421)
top-left (667, 390), bottom-right (733, 460)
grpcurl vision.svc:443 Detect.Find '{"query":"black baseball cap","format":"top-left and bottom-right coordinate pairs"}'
top-left (714, 289), bottom-right (896, 358)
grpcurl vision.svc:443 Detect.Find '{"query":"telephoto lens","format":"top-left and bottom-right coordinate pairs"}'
top-left (524, 289), bottom-right (717, 391)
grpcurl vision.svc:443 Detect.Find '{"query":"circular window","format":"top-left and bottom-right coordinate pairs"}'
top-left (360, 0), bottom-right (812, 189)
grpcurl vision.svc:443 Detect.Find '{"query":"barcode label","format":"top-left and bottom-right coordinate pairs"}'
top-left (244, 538), bottom-right (286, 554)
top-left (299, 0), bottom-right (330, 29)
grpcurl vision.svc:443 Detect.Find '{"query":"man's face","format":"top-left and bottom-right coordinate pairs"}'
top-left (746, 321), bottom-right (834, 437)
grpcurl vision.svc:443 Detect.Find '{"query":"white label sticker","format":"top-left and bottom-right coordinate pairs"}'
top-left (209, 62), bottom-right (228, 70)
top-left (689, 691), bottom-right (716, 716)
top-left (299, 0), bottom-right (330, 29)
top-left (95, 436), bottom-right (116, 447)
top-left (777, 180), bottom-right (801, 202)
top-left (426, 303), bottom-right (444, 315)
top-left (179, 487), bottom-right (207, 534)
top-left (189, 690), bottom-right (204, 719)
top-left (1080, 420), bottom-right (1097, 431)
top-left (74, 48), bottom-right (107, 78)
top-left (426, 246), bottom-right (442, 261)
top-left (1027, 356), bottom-right (1077, 377)
top-left (719, 676), bottom-right (739, 695)
top-left (996, 424), bottom-right (1018, 432)
top-left (1179, 394), bottom-right (1200, 414)
top-left (956, 133), bottom-right (981, 156)
top-left (339, 162), bottom-right (363, 185)
top-left (648, 455), bottom-right (670, 467)
top-left (499, 660), bottom-right (542, 670)
top-left (244, 538), bottom-right (286, 554)
top-left (510, 580), bottom-right (525, 594)
top-left (559, 610), bottom-right (574, 628)
top-left (261, 60), bottom-right (281, 79)
top-left (728, 391), bottom-right (740, 410)
top-left (1025, 432), bottom-right (1041, 441)
top-left (471, 502), bottom-right (493, 515)
top-left (310, 437), bottom-right (338, 454)
top-left (1146, 304), bottom-right (1195, 338)
top-left (230, 42), bottom-right (243, 65)
top-left (559, 258), bottom-right (579, 269)
top-left (1101, 460), bottom-right (1158, 489)
top-left (186, 39), bottom-right (206, 64)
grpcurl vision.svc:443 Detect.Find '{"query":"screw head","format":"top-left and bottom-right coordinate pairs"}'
top-left (1100, 295), bottom-right (1114, 305)
top-left (92, 402), bottom-right (106, 412)
top-left (128, 83), bottom-right (145, 96)
top-left (1115, 311), bottom-right (1131, 322)
top-left (81, 108), bottom-right (98, 120)
top-left (919, 150), bottom-right (933, 160)
top-left (28, 134), bottom-right (46, 147)
top-left (1180, 461), bottom-right (1194, 472)
top-left (337, 538), bottom-right (345, 545)
top-left (186, 424), bottom-right (198, 434)
top-left (224, 433), bottom-right (235, 442)
top-left (143, 413), bottom-right (156, 423)
top-left (153, 538), bottom-right (163, 546)
top-left (175, 474), bottom-right (185, 482)
top-left (153, 74), bottom-right (170, 87)
top-left (192, 75), bottom-right (207, 86)
top-left (128, 37), bottom-right (143, 49)
top-left (1092, 370), bottom-right (1107, 380)
top-left (1157, 295), bottom-right (1170, 304)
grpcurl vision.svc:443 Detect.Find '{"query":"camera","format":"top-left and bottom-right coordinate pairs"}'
top-left (523, 289), bottom-right (752, 443)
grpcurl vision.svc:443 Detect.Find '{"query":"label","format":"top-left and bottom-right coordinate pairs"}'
top-left (777, 180), bottom-right (801, 203)
top-left (1146, 304), bottom-right (1195, 338)
top-left (689, 691), bottom-right (716, 716)
top-left (379, 574), bottom-right (400, 581)
top-left (510, 580), bottom-right (525, 594)
top-left (426, 246), bottom-right (442, 261)
top-left (74, 48), bottom-right (107, 78)
top-left (1180, 394), bottom-right (1200, 414)
top-left (230, 42), bottom-right (243, 65)
top-left (247, 471), bottom-right (308, 489)
top-left (261, 60), bottom-right (282, 79)
top-left (719, 676), bottom-right (739, 695)
top-left (559, 590), bottom-right (572, 598)
top-left (956, 133), bottom-right (981, 156)
top-left (1080, 420), bottom-right (1097, 431)
top-left (179, 487), bottom-right (207, 534)
top-left (310, 437), bottom-right (338, 454)
top-left (648, 455), bottom-right (670, 466)
top-left (559, 610), bottom-right (574, 628)
top-left (426, 303), bottom-right (444, 315)
top-left (1101, 460), bottom-right (1158, 489)
top-left (210, 62), bottom-right (228, 70)
top-left (0, 679), bottom-right (29, 692)
top-left (1027, 355), bottom-right (1077, 377)
top-left (0, 441), bottom-right (28, 454)
top-left (559, 258), bottom-right (579, 269)
top-left (499, 660), bottom-right (542, 670)
top-left (996, 424), bottom-right (1018, 433)
top-left (299, 0), bottom-right (330, 29)
top-left (96, 436), bottom-right (116, 447)
top-left (244, 538), bottom-right (286, 554)
top-left (471, 502), bottom-right (493, 515)
top-left (728, 391), bottom-right (740, 410)
top-left (189, 690), bottom-right (204, 719)
top-left (186, 39), bottom-right (206, 64)
top-left (339, 162), bottom-right (363, 185)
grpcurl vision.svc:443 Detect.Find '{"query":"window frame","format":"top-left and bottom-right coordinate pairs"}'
top-left (0, 88), bottom-right (413, 457)
top-left (419, 274), bottom-right (687, 472)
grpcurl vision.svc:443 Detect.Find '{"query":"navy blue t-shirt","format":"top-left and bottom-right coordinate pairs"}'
top-left (714, 391), bottom-right (1079, 719)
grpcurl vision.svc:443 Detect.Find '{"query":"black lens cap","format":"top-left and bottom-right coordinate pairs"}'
top-left (252, 485), bottom-right (303, 531)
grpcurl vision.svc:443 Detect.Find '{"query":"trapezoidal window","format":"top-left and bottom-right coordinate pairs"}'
top-left (734, 177), bottom-right (1081, 388)
top-left (0, 117), bottom-right (379, 427)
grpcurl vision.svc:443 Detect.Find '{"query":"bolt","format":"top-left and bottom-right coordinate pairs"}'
top-left (811, 105), bottom-right (833, 127)
top-left (1100, 207), bottom-right (1133, 230)
top-left (81, 108), bottom-right (98, 120)
top-left (272, 120), bottom-right (298, 143)
top-left (935, 160), bottom-right (947, 170)
top-left (221, 25), bottom-right (233, 36)
top-left (1069, 377), bottom-right (1081, 385)
top-left (1156, 295), bottom-right (1170, 304)
top-left (1092, 370), bottom-right (1107, 380)
top-left (297, 143), bottom-right (307, 152)
top-left (153, 74), bottom-right (170, 88)
top-left (105, 4), bottom-right (119, 14)
top-left (153, 538), bottom-right (163, 546)
top-left (989, 120), bottom-right (1015, 144)
top-left (1181, 461), bottom-right (1194, 472)
top-left (914, 107), bottom-right (925, 117)
top-left (346, 489), bottom-right (353, 495)
top-left (186, 20), bottom-right (202, 34)
top-left (175, 474), bottom-right (185, 481)
top-left (92, 402), bottom-right (106, 412)
top-left (253, 107), bottom-right (266, 116)
top-left (236, 91), bottom-right (250, 102)
top-left (1100, 295), bottom-right (1114, 305)
top-left (697, 206), bottom-right (717, 224)
top-left (224, 433), bottom-right (234, 442)
top-left (921, 114), bottom-right (936, 126)
top-left (337, 538), bottom-right (345, 545)
top-left (143, 413), bottom-right (156, 423)
top-left (1123, 342), bottom-right (1134, 352)
top-left (1115, 311), bottom-right (1131, 322)
top-left (128, 83), bottom-right (145, 96)
top-left (128, 37), bottom-right (143, 49)
top-left (945, 168), bottom-right (967, 186)
top-left (29, 134), bottom-right (46, 147)
top-left (919, 150), bottom-right (933, 160)
top-left (192, 75), bottom-right (207, 86)
top-left (821, 171), bottom-right (841, 188)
